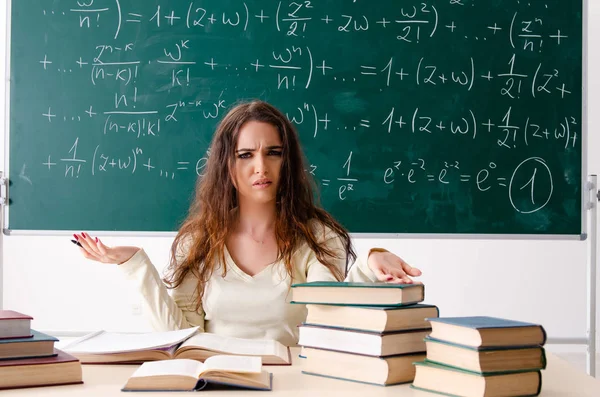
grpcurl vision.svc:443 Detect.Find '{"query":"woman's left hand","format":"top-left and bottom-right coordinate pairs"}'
top-left (367, 250), bottom-right (422, 284)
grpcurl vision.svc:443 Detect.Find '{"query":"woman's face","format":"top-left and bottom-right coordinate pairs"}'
top-left (233, 121), bottom-right (283, 205)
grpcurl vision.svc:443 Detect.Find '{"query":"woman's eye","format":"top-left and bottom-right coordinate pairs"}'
top-left (268, 150), bottom-right (282, 156)
top-left (237, 153), bottom-right (251, 159)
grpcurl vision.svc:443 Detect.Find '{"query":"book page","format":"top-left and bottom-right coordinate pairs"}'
top-left (62, 327), bottom-right (200, 354)
top-left (202, 355), bottom-right (262, 374)
top-left (131, 359), bottom-right (203, 379)
top-left (180, 333), bottom-right (279, 355)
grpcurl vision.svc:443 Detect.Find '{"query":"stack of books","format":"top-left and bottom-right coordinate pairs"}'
top-left (411, 316), bottom-right (547, 396)
top-left (291, 281), bottom-right (439, 386)
top-left (0, 310), bottom-right (82, 390)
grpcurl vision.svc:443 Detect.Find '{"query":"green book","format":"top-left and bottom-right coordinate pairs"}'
top-left (425, 336), bottom-right (546, 374)
top-left (411, 360), bottom-right (542, 397)
top-left (290, 281), bottom-right (424, 306)
top-left (427, 316), bottom-right (546, 348)
top-left (0, 329), bottom-right (58, 360)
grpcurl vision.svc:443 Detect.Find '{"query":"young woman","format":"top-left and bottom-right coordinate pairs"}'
top-left (74, 101), bottom-right (421, 346)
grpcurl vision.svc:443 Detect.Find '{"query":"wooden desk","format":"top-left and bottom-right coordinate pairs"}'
top-left (7, 349), bottom-right (600, 396)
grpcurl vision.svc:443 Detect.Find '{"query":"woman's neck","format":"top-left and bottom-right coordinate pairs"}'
top-left (235, 200), bottom-right (277, 236)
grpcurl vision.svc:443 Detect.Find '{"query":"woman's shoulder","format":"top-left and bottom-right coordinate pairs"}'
top-left (307, 219), bottom-right (343, 243)
top-left (173, 233), bottom-right (194, 260)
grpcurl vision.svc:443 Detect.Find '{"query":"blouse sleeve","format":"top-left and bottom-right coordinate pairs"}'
top-left (118, 248), bottom-right (205, 332)
top-left (305, 226), bottom-right (380, 283)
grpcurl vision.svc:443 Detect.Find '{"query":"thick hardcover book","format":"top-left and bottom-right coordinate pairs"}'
top-left (0, 349), bottom-right (83, 390)
top-left (298, 324), bottom-right (429, 356)
top-left (302, 347), bottom-right (425, 386)
top-left (0, 310), bottom-right (33, 339)
top-left (304, 303), bottom-right (439, 333)
top-left (411, 360), bottom-right (542, 397)
top-left (426, 316), bottom-right (546, 348)
top-left (291, 281), bottom-right (424, 306)
top-left (0, 329), bottom-right (58, 360)
top-left (424, 336), bottom-right (547, 374)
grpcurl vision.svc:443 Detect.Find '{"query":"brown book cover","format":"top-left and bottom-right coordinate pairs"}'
top-left (0, 310), bottom-right (33, 320)
top-left (0, 349), bottom-right (83, 390)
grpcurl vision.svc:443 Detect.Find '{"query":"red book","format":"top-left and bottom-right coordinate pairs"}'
top-left (0, 310), bottom-right (33, 339)
top-left (0, 349), bottom-right (83, 390)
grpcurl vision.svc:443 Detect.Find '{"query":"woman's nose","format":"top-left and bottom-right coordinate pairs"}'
top-left (254, 154), bottom-right (267, 174)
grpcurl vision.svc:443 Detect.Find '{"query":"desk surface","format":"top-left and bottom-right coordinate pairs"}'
top-left (7, 349), bottom-right (600, 396)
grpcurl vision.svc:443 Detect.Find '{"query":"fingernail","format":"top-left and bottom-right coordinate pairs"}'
top-left (386, 276), bottom-right (393, 281)
top-left (81, 232), bottom-right (86, 238)
top-left (71, 239), bottom-right (82, 247)
top-left (95, 237), bottom-right (99, 243)
top-left (73, 234), bottom-right (79, 240)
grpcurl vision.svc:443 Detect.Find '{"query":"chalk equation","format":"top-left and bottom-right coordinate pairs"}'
top-left (10, 0), bottom-right (582, 230)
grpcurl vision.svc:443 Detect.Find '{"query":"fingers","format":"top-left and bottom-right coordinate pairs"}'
top-left (79, 246), bottom-right (99, 260)
top-left (372, 268), bottom-right (393, 282)
top-left (81, 232), bottom-right (102, 256)
top-left (390, 256), bottom-right (422, 277)
top-left (386, 254), bottom-right (422, 279)
top-left (96, 238), bottom-right (109, 256)
top-left (373, 267), bottom-right (414, 284)
top-left (403, 265), bottom-right (422, 277)
top-left (73, 232), bottom-right (102, 261)
top-left (390, 269), bottom-right (414, 284)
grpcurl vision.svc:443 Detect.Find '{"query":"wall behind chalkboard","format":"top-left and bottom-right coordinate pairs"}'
top-left (7, 0), bottom-right (583, 234)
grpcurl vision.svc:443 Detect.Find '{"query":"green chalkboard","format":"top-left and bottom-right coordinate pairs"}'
top-left (7, 0), bottom-right (583, 235)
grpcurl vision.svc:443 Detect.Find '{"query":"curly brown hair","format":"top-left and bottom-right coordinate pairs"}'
top-left (163, 101), bottom-right (356, 310)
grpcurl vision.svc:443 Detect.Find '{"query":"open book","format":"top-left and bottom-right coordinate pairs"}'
top-left (122, 356), bottom-right (272, 391)
top-left (62, 328), bottom-right (291, 365)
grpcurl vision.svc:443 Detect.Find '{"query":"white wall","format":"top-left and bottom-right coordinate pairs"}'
top-left (1, 2), bottom-right (599, 352)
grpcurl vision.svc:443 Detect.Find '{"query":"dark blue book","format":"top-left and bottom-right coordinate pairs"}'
top-left (0, 329), bottom-right (58, 360)
top-left (427, 316), bottom-right (546, 348)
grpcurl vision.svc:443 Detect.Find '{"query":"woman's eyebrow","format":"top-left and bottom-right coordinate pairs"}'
top-left (236, 145), bottom-right (282, 152)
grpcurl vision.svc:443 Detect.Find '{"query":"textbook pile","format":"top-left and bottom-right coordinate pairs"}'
top-left (411, 316), bottom-right (547, 396)
top-left (0, 310), bottom-right (83, 390)
top-left (291, 281), bottom-right (439, 386)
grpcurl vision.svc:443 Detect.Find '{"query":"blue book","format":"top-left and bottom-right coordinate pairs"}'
top-left (0, 329), bottom-right (58, 360)
top-left (427, 316), bottom-right (546, 348)
top-left (411, 360), bottom-right (542, 396)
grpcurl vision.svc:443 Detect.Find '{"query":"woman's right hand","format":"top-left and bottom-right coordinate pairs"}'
top-left (73, 232), bottom-right (140, 265)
